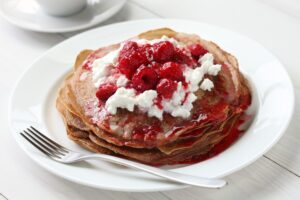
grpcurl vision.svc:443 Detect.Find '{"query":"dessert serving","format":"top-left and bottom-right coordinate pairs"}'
top-left (56, 28), bottom-right (252, 166)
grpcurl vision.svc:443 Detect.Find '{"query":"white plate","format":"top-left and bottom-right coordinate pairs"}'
top-left (9, 19), bottom-right (294, 192)
top-left (0, 0), bottom-right (126, 33)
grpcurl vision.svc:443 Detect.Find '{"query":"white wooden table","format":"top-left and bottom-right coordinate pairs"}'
top-left (1, 0), bottom-right (300, 199)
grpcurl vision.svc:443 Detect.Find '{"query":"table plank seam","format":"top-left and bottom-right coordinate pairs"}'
top-left (128, 0), bottom-right (163, 18)
top-left (0, 193), bottom-right (9, 200)
top-left (159, 192), bottom-right (173, 200)
top-left (263, 155), bottom-right (300, 178)
top-left (57, 33), bottom-right (69, 39)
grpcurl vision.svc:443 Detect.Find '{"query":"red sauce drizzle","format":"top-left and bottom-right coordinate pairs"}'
top-left (174, 116), bottom-right (246, 165)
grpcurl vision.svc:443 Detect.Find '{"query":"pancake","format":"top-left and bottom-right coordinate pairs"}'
top-left (56, 28), bottom-right (251, 165)
top-left (57, 84), bottom-right (244, 165)
top-left (59, 104), bottom-right (242, 165)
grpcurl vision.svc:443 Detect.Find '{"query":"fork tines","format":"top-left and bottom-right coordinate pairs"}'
top-left (20, 126), bottom-right (69, 159)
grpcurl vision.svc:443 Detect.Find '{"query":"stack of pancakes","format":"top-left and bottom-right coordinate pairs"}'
top-left (56, 28), bottom-right (251, 165)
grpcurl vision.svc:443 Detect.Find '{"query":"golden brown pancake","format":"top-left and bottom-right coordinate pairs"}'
top-left (56, 28), bottom-right (251, 165)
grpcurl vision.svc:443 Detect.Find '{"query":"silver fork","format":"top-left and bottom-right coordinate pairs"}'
top-left (20, 126), bottom-right (227, 188)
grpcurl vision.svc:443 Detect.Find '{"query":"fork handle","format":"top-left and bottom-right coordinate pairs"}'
top-left (79, 153), bottom-right (226, 188)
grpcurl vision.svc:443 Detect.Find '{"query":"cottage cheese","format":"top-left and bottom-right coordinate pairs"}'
top-left (105, 88), bottom-right (163, 119)
top-left (105, 88), bottom-right (136, 114)
top-left (91, 36), bottom-right (222, 120)
top-left (116, 75), bottom-right (128, 87)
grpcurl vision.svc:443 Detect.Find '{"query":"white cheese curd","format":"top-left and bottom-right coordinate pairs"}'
top-left (161, 83), bottom-right (197, 118)
top-left (148, 105), bottom-right (163, 120)
top-left (200, 78), bottom-right (214, 91)
top-left (116, 75), bottom-right (128, 87)
top-left (92, 62), bottom-right (109, 86)
top-left (105, 88), bottom-right (136, 114)
top-left (134, 35), bottom-right (183, 47)
top-left (94, 77), bottom-right (106, 88)
top-left (162, 82), bottom-right (184, 111)
top-left (91, 45), bottom-right (122, 87)
top-left (184, 52), bottom-right (221, 92)
top-left (136, 90), bottom-right (157, 110)
top-left (199, 53), bottom-right (221, 75)
top-left (161, 82), bottom-right (184, 113)
top-left (199, 53), bottom-right (214, 64)
top-left (171, 82), bottom-right (186, 106)
top-left (183, 67), bottom-right (204, 92)
top-left (105, 88), bottom-right (162, 119)
top-left (183, 93), bottom-right (197, 110)
top-left (208, 64), bottom-right (222, 76)
top-left (171, 92), bottom-right (196, 118)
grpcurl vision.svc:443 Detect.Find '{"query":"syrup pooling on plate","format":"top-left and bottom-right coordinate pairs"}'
top-left (84, 36), bottom-right (222, 120)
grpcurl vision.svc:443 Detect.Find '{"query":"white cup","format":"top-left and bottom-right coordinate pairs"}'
top-left (35, 0), bottom-right (87, 17)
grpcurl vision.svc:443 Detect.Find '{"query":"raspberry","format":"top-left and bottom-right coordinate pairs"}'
top-left (117, 41), bottom-right (148, 78)
top-left (188, 44), bottom-right (208, 59)
top-left (96, 83), bottom-right (117, 101)
top-left (132, 132), bottom-right (144, 140)
top-left (153, 41), bottom-right (175, 62)
top-left (149, 62), bottom-right (162, 73)
top-left (139, 44), bottom-right (153, 62)
top-left (159, 62), bottom-right (184, 81)
top-left (132, 65), bottom-right (158, 92)
top-left (174, 48), bottom-right (196, 66)
top-left (122, 41), bottom-right (138, 51)
top-left (82, 61), bottom-right (91, 70)
top-left (156, 78), bottom-right (177, 99)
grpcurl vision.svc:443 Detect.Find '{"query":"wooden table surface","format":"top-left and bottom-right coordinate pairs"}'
top-left (1, 0), bottom-right (300, 199)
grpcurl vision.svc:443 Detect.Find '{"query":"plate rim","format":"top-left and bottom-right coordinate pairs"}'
top-left (8, 18), bottom-right (295, 192)
top-left (0, 0), bottom-right (127, 33)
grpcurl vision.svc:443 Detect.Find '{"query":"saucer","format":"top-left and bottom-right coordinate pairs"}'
top-left (0, 0), bottom-right (127, 33)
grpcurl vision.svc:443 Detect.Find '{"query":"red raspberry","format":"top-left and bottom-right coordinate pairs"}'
top-left (174, 48), bottom-right (196, 66)
top-left (122, 41), bottom-right (138, 51)
top-left (132, 65), bottom-right (158, 92)
top-left (188, 44), bottom-right (208, 59)
top-left (153, 41), bottom-right (175, 62)
top-left (96, 83), bottom-right (117, 101)
top-left (159, 62), bottom-right (184, 81)
top-left (132, 132), bottom-right (144, 140)
top-left (156, 78), bottom-right (177, 99)
top-left (149, 62), bottom-right (162, 73)
top-left (138, 44), bottom-right (153, 62)
top-left (117, 41), bottom-right (148, 78)
top-left (82, 61), bottom-right (91, 70)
